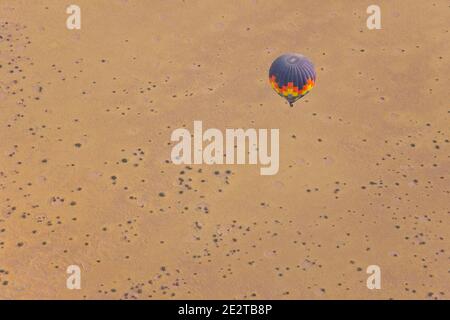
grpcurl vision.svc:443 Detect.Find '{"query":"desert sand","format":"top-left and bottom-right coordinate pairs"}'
top-left (0, 0), bottom-right (449, 299)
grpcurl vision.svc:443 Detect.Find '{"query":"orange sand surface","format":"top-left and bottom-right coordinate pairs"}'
top-left (0, 0), bottom-right (449, 299)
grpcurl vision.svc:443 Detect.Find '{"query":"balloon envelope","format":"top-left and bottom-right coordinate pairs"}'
top-left (269, 53), bottom-right (316, 106)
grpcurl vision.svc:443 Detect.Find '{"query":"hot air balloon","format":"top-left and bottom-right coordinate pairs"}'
top-left (269, 53), bottom-right (316, 107)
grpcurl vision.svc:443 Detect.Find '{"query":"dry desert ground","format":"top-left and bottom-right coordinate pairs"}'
top-left (0, 0), bottom-right (449, 299)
